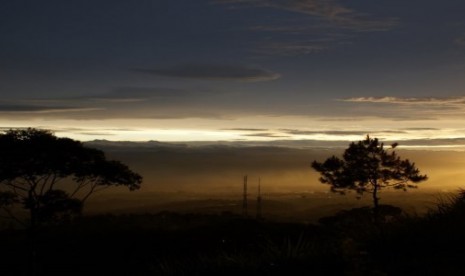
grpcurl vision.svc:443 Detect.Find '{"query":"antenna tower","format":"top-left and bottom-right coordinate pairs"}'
top-left (256, 177), bottom-right (262, 220)
top-left (242, 175), bottom-right (248, 216)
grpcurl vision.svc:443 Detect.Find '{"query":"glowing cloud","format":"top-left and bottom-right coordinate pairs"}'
top-left (340, 96), bottom-right (465, 105)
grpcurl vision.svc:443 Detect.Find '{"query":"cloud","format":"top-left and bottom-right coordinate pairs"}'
top-left (134, 64), bottom-right (280, 82)
top-left (395, 138), bottom-right (465, 147)
top-left (13, 86), bottom-right (233, 120)
top-left (77, 132), bottom-right (116, 136)
top-left (215, 0), bottom-right (398, 31)
top-left (242, 132), bottom-right (291, 138)
top-left (282, 129), bottom-right (370, 136)
top-left (335, 96), bottom-right (465, 121)
top-left (218, 0), bottom-right (351, 21)
top-left (281, 129), bottom-right (406, 136)
top-left (89, 87), bottom-right (193, 102)
top-left (0, 104), bottom-right (102, 114)
top-left (340, 96), bottom-right (465, 105)
top-left (216, 0), bottom-right (397, 56)
top-left (46, 127), bottom-right (141, 133)
top-left (85, 138), bottom-right (465, 150)
top-left (29, 86), bottom-right (212, 104)
top-left (223, 128), bottom-right (270, 131)
top-left (249, 25), bottom-right (358, 55)
top-left (2, 89), bottom-right (243, 120)
top-left (257, 41), bottom-right (328, 56)
top-left (402, 128), bottom-right (440, 131)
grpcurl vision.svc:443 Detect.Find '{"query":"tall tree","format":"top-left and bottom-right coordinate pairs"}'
top-left (312, 136), bottom-right (427, 215)
top-left (0, 128), bottom-right (142, 227)
top-left (0, 128), bottom-right (142, 274)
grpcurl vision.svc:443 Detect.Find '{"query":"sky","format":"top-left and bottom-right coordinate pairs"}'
top-left (2, 0), bottom-right (465, 143)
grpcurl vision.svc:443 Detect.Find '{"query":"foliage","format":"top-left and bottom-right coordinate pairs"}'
top-left (34, 190), bottom-right (83, 224)
top-left (0, 128), bottom-right (142, 226)
top-left (312, 136), bottom-right (427, 210)
top-left (426, 189), bottom-right (465, 219)
top-left (2, 194), bottom-right (465, 275)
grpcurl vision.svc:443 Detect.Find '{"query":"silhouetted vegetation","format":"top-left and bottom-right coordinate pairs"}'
top-left (0, 128), bottom-right (142, 275)
top-left (2, 193), bottom-right (465, 275)
top-left (0, 128), bottom-right (142, 224)
top-left (2, 131), bottom-right (465, 275)
top-left (312, 136), bottom-right (427, 217)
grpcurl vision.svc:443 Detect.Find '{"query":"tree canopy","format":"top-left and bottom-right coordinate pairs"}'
top-left (311, 136), bottom-right (427, 211)
top-left (0, 128), bottom-right (142, 226)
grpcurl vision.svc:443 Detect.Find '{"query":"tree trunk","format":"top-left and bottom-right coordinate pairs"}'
top-left (372, 184), bottom-right (380, 223)
top-left (28, 205), bottom-right (38, 276)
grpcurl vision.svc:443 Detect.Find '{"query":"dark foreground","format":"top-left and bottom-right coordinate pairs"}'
top-left (2, 193), bottom-right (465, 276)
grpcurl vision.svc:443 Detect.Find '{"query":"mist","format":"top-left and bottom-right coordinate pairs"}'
top-left (83, 141), bottom-right (465, 219)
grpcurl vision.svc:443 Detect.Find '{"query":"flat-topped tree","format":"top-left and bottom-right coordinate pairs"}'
top-left (0, 128), bottom-right (142, 274)
top-left (312, 135), bottom-right (427, 216)
top-left (0, 128), bottom-right (142, 227)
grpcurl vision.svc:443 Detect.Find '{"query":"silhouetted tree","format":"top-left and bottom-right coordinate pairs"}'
top-left (0, 128), bottom-right (142, 274)
top-left (312, 136), bottom-right (427, 217)
top-left (0, 128), bottom-right (142, 226)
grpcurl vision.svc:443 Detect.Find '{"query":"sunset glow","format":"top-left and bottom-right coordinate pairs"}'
top-left (2, 1), bottom-right (465, 146)
top-left (2, 2), bottom-right (465, 274)
top-left (2, 116), bottom-right (465, 147)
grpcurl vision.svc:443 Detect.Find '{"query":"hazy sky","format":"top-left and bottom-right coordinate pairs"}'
top-left (2, 0), bottom-right (465, 142)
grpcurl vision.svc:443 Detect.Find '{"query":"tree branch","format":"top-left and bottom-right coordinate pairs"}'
top-left (81, 181), bottom-right (101, 203)
top-left (5, 182), bottom-right (28, 192)
top-left (385, 180), bottom-right (407, 187)
top-left (0, 206), bottom-right (27, 227)
top-left (48, 173), bottom-right (59, 192)
top-left (70, 179), bottom-right (93, 198)
top-left (39, 174), bottom-right (52, 196)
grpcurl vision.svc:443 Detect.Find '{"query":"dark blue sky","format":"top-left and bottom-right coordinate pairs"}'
top-left (1, 0), bottom-right (465, 141)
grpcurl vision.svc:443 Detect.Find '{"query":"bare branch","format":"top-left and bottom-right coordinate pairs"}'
top-left (0, 207), bottom-right (27, 227)
top-left (81, 180), bottom-right (102, 203)
top-left (39, 174), bottom-right (53, 196)
top-left (5, 182), bottom-right (28, 192)
top-left (94, 185), bottom-right (111, 193)
top-left (48, 173), bottom-right (59, 192)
